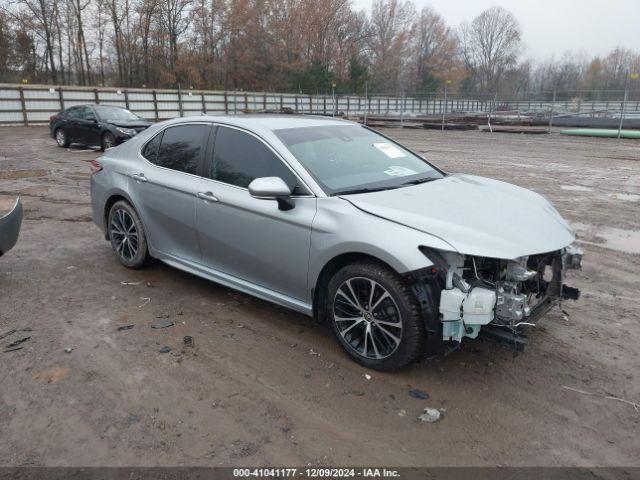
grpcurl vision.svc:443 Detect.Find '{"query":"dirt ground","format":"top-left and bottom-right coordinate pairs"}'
top-left (0, 125), bottom-right (639, 467)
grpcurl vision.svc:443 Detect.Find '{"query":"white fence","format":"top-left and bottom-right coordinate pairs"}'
top-left (1, 83), bottom-right (639, 125)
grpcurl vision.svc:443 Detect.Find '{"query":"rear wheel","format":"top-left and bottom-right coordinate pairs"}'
top-left (55, 128), bottom-right (69, 147)
top-left (107, 201), bottom-right (149, 268)
top-left (327, 261), bottom-right (426, 371)
top-left (101, 132), bottom-right (115, 151)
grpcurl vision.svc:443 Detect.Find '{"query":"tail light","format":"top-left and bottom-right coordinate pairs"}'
top-left (49, 113), bottom-right (59, 122)
top-left (90, 159), bottom-right (103, 174)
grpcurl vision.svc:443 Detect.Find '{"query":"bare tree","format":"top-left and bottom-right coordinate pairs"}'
top-left (158, 0), bottom-right (192, 84)
top-left (368, 0), bottom-right (414, 93)
top-left (459, 6), bottom-right (521, 92)
top-left (1, 0), bottom-right (638, 97)
top-left (409, 6), bottom-right (458, 91)
top-left (13, 0), bottom-right (59, 82)
top-left (69, 0), bottom-right (93, 84)
top-left (0, 11), bottom-right (11, 75)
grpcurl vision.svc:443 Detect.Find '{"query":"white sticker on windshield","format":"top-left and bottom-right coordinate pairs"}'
top-left (373, 142), bottom-right (406, 158)
top-left (384, 166), bottom-right (418, 177)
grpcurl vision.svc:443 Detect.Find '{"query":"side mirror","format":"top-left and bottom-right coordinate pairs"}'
top-left (248, 177), bottom-right (294, 211)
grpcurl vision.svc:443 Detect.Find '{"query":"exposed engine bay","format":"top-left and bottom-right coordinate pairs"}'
top-left (418, 246), bottom-right (582, 351)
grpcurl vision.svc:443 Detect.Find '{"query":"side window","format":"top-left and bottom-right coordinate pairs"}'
top-left (66, 108), bottom-right (81, 119)
top-left (211, 126), bottom-right (299, 191)
top-left (81, 107), bottom-right (96, 121)
top-left (155, 124), bottom-right (209, 175)
top-left (142, 131), bottom-right (163, 163)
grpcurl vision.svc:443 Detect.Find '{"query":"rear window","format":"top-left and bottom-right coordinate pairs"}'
top-left (142, 132), bottom-right (162, 163)
top-left (153, 125), bottom-right (209, 175)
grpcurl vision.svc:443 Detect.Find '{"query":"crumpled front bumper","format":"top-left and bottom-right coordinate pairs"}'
top-left (424, 245), bottom-right (583, 351)
top-left (0, 198), bottom-right (23, 256)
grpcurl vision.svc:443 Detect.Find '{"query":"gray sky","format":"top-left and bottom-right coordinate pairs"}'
top-left (352, 0), bottom-right (640, 60)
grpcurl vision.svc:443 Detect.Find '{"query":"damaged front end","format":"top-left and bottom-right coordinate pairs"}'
top-left (419, 246), bottom-right (582, 352)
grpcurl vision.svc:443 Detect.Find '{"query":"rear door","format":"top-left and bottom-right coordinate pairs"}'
top-left (130, 122), bottom-right (212, 263)
top-left (195, 125), bottom-right (316, 303)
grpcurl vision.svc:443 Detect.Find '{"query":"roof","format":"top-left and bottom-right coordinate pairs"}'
top-left (164, 114), bottom-right (356, 131)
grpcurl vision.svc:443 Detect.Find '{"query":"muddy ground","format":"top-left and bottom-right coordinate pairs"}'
top-left (0, 126), bottom-right (639, 467)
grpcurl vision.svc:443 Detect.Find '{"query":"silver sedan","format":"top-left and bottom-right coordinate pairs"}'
top-left (90, 115), bottom-right (581, 370)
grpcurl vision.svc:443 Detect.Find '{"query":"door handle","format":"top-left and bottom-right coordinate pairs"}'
top-left (132, 173), bottom-right (147, 183)
top-left (197, 191), bottom-right (219, 202)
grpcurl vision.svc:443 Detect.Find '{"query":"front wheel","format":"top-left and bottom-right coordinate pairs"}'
top-left (327, 261), bottom-right (426, 371)
top-left (101, 132), bottom-right (115, 151)
top-left (107, 200), bottom-right (149, 268)
top-left (55, 128), bottom-right (70, 148)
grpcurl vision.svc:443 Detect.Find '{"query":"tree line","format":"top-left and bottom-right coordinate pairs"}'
top-left (0, 0), bottom-right (638, 97)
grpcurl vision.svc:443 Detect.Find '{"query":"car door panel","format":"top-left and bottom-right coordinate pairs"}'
top-left (76, 107), bottom-right (101, 146)
top-left (196, 125), bottom-right (316, 303)
top-left (64, 108), bottom-right (81, 141)
top-left (196, 181), bottom-right (316, 302)
top-left (130, 169), bottom-right (202, 262)
top-left (129, 123), bottom-right (211, 264)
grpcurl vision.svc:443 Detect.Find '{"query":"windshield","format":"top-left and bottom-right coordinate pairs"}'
top-left (94, 106), bottom-right (142, 122)
top-left (275, 125), bottom-right (443, 195)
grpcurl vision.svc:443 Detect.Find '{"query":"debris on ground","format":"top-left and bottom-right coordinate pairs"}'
top-left (4, 344), bottom-right (24, 352)
top-left (409, 388), bottom-right (430, 400)
top-left (4, 336), bottom-right (31, 351)
top-left (120, 281), bottom-right (143, 286)
top-left (127, 415), bottom-right (140, 424)
top-left (481, 126), bottom-right (549, 135)
top-left (151, 318), bottom-right (174, 329)
top-left (0, 329), bottom-right (17, 341)
top-left (138, 297), bottom-right (151, 308)
top-left (364, 374), bottom-right (372, 380)
top-left (418, 407), bottom-right (442, 423)
top-left (309, 349), bottom-right (321, 356)
top-left (117, 324), bottom-right (135, 331)
top-left (64, 347), bottom-right (74, 353)
top-left (398, 409), bottom-right (406, 417)
top-left (183, 336), bottom-right (194, 348)
top-left (159, 346), bottom-right (172, 354)
top-left (562, 385), bottom-right (640, 411)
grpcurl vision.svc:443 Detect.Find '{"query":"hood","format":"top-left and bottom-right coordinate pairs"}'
top-left (341, 174), bottom-right (575, 260)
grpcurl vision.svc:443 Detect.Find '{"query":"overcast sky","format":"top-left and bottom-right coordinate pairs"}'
top-left (352, 0), bottom-right (640, 60)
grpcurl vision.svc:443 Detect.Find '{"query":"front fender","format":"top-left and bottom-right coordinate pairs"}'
top-left (309, 198), bottom-right (456, 290)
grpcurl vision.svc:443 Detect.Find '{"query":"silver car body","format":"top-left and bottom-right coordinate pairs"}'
top-left (91, 115), bottom-right (580, 346)
top-left (0, 198), bottom-right (23, 257)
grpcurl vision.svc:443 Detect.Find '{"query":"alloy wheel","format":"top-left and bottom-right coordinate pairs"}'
top-left (55, 129), bottom-right (66, 146)
top-left (110, 208), bottom-right (139, 262)
top-left (103, 134), bottom-right (114, 149)
top-left (333, 277), bottom-right (403, 360)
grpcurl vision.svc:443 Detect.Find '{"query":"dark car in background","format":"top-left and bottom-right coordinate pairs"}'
top-left (49, 105), bottom-right (152, 151)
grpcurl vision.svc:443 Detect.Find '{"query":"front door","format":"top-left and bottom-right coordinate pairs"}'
top-left (76, 106), bottom-right (101, 146)
top-left (129, 123), bottom-right (212, 263)
top-left (196, 125), bottom-right (316, 303)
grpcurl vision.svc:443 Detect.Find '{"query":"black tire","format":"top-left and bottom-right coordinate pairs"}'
top-left (107, 200), bottom-right (149, 269)
top-left (54, 128), bottom-right (70, 148)
top-left (101, 132), bottom-right (115, 151)
top-left (327, 261), bottom-right (426, 371)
